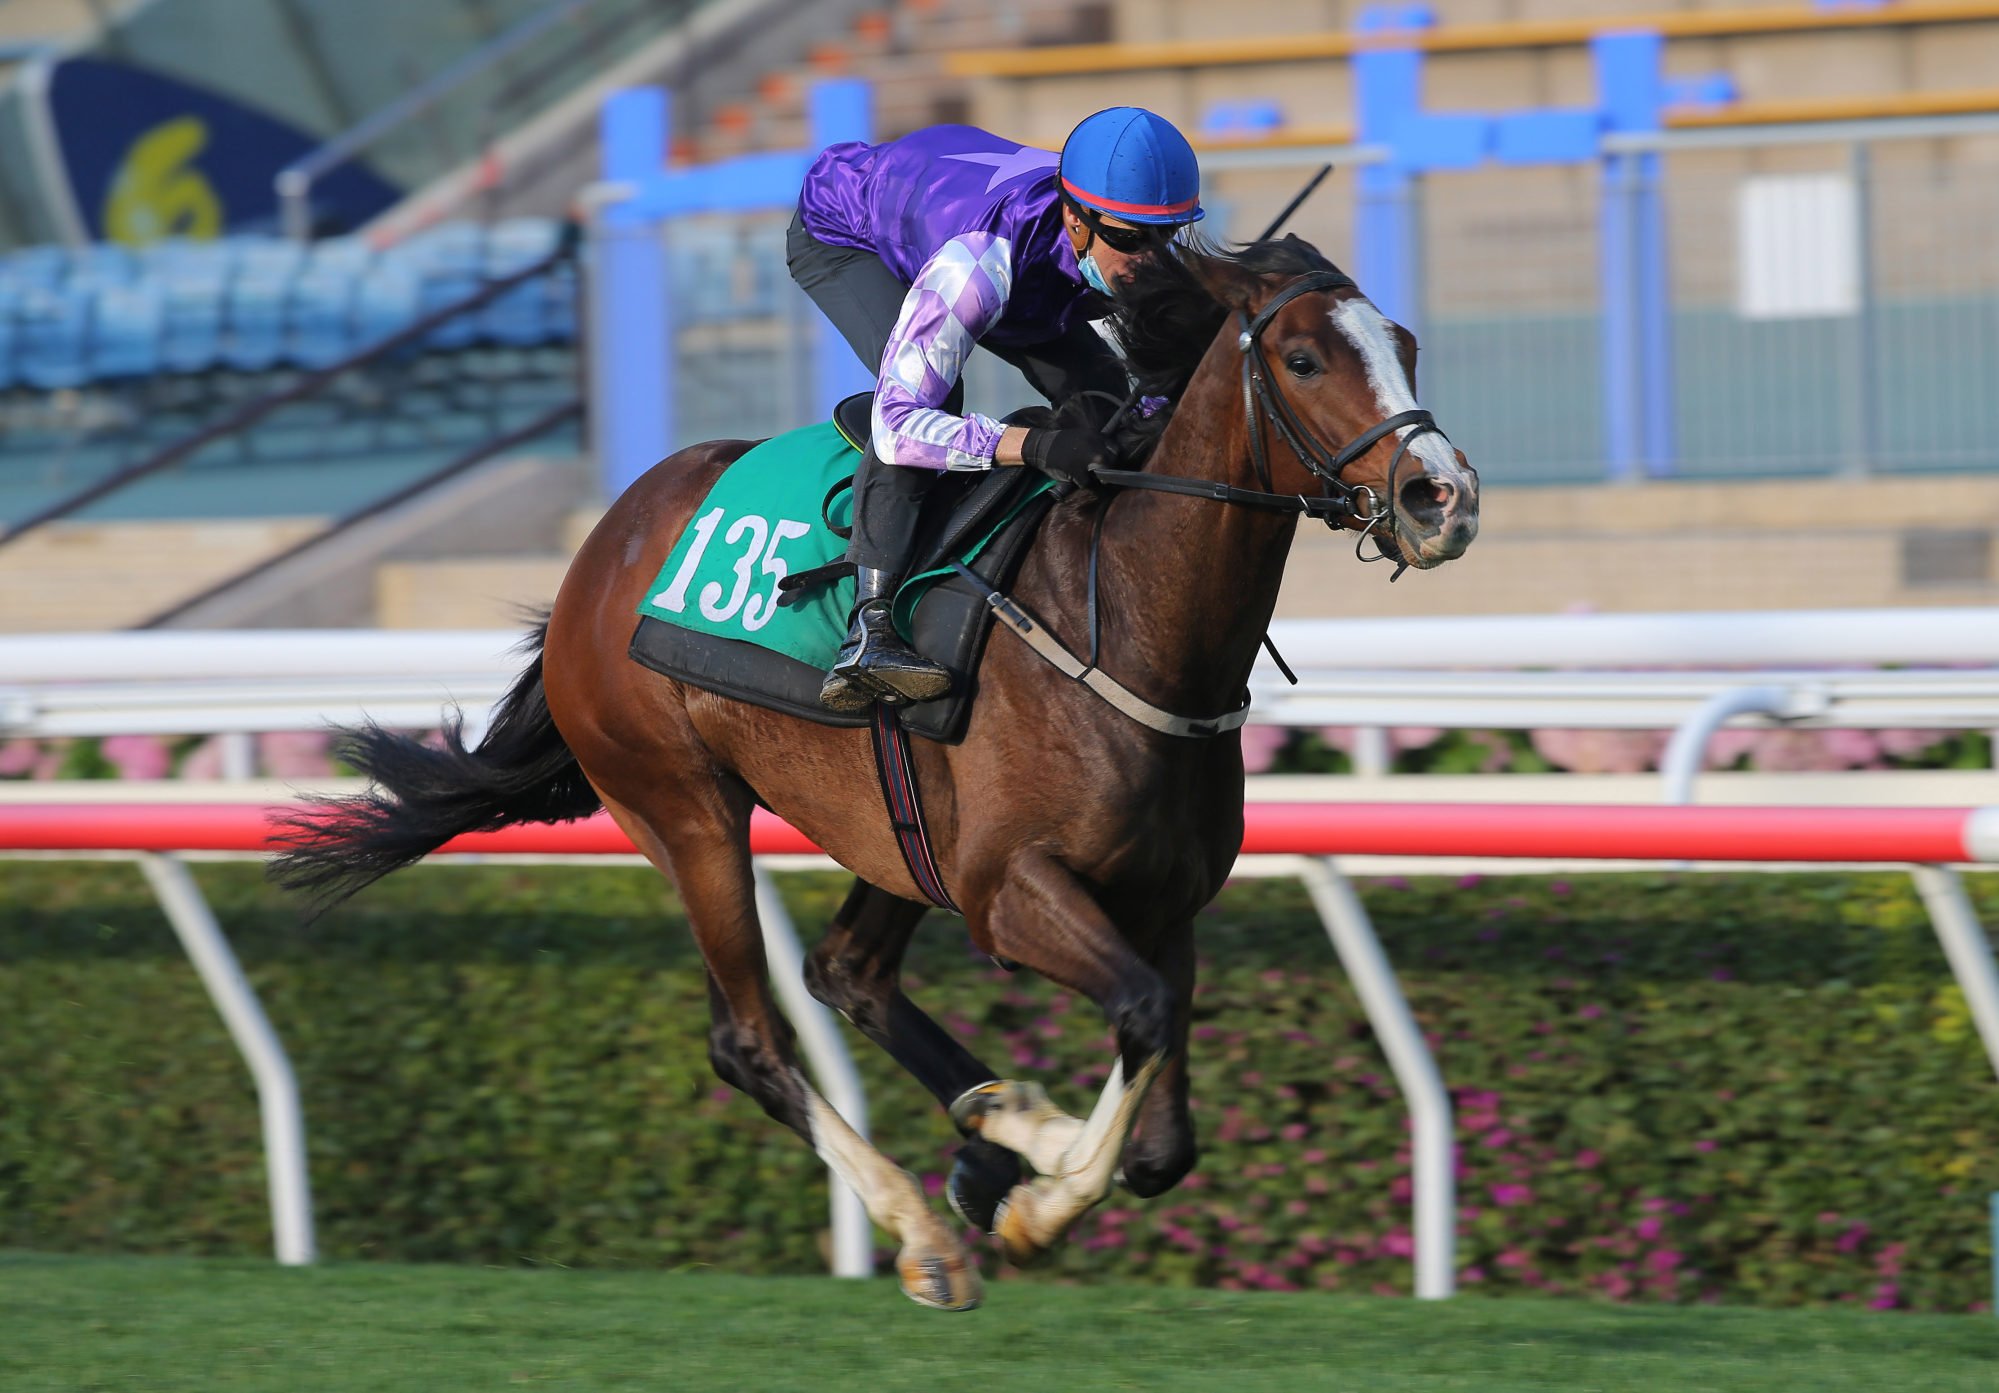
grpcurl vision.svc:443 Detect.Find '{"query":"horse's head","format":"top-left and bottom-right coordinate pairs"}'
top-left (1186, 242), bottom-right (1479, 571)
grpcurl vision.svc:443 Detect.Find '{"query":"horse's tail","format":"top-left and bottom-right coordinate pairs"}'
top-left (269, 619), bottom-right (601, 912)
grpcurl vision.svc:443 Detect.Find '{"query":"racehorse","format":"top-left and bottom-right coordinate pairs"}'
top-left (273, 234), bottom-right (1479, 1311)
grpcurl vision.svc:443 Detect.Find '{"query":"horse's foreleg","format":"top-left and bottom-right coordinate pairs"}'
top-left (804, 879), bottom-right (1025, 1231)
top-left (1121, 918), bottom-right (1199, 1198)
top-left (603, 792), bottom-right (981, 1311)
top-left (962, 853), bottom-right (1175, 1266)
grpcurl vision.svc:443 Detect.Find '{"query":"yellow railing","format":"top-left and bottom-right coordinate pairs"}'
top-left (945, 1), bottom-right (1999, 76)
top-left (1665, 86), bottom-right (1999, 127)
top-left (1166, 90), bottom-right (1999, 160)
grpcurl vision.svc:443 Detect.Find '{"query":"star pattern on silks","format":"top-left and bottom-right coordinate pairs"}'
top-left (943, 146), bottom-right (1058, 193)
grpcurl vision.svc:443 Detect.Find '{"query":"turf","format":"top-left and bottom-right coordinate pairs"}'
top-left (4, 1253), bottom-right (1995, 1392)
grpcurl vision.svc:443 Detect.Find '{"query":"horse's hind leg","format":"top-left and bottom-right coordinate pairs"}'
top-left (803, 880), bottom-right (1025, 1231)
top-left (601, 789), bottom-right (982, 1311)
top-left (959, 852), bottom-right (1176, 1267)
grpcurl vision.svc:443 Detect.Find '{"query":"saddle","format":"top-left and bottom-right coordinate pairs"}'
top-left (628, 393), bottom-right (1060, 743)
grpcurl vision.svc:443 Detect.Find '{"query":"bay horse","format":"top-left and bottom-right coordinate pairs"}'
top-left (274, 235), bottom-right (1479, 1310)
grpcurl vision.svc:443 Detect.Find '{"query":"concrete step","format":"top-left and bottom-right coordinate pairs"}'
top-left (368, 475), bottom-right (1999, 630)
top-left (0, 452), bottom-right (595, 632)
top-left (0, 518), bottom-right (325, 631)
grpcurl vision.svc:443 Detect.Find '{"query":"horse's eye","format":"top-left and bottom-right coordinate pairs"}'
top-left (1285, 352), bottom-right (1319, 378)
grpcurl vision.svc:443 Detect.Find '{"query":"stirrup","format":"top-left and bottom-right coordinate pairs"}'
top-left (820, 617), bottom-right (890, 713)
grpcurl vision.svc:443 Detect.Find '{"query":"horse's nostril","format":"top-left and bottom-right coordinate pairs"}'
top-left (1397, 475), bottom-right (1454, 525)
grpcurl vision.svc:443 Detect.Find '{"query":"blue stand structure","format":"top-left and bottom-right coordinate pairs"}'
top-left (1352, 12), bottom-right (1680, 479)
top-left (1595, 32), bottom-right (1676, 478)
top-left (590, 80), bottom-right (873, 500)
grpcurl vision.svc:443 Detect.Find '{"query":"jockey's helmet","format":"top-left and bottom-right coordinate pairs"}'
top-left (1057, 107), bottom-right (1205, 228)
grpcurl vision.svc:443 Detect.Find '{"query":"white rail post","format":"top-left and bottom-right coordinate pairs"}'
top-left (136, 853), bottom-right (314, 1265)
top-left (1909, 866), bottom-right (1999, 1087)
top-left (751, 865), bottom-right (874, 1279)
top-left (1297, 857), bottom-right (1456, 1298)
top-left (1660, 684), bottom-right (1821, 805)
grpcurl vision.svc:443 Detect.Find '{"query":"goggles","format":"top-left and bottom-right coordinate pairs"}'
top-left (1066, 197), bottom-right (1182, 255)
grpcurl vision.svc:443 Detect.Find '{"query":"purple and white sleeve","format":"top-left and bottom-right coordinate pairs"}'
top-left (870, 233), bottom-right (1013, 471)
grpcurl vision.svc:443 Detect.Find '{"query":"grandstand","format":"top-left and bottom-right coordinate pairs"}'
top-left (1, 0), bottom-right (1996, 631)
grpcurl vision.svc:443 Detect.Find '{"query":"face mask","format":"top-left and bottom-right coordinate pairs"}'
top-left (1078, 250), bottom-right (1113, 297)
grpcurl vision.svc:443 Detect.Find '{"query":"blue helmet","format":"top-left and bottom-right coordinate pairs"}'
top-left (1058, 107), bottom-right (1205, 227)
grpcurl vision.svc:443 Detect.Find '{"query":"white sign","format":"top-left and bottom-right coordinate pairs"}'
top-left (1736, 173), bottom-right (1860, 320)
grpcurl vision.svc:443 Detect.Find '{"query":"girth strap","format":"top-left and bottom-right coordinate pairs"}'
top-left (868, 704), bottom-right (960, 913)
top-left (950, 561), bottom-right (1251, 739)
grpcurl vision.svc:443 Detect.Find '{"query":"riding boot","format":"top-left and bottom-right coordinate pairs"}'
top-left (819, 566), bottom-right (953, 712)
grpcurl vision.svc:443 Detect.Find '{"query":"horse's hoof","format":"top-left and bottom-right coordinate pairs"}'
top-left (948, 1080), bottom-right (1012, 1135)
top-left (947, 1137), bottom-right (1023, 1234)
top-left (992, 1185), bottom-right (1057, 1269)
top-left (897, 1252), bottom-right (983, 1311)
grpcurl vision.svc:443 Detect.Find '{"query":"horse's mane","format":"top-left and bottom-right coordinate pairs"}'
top-left (1022, 233), bottom-right (1346, 464)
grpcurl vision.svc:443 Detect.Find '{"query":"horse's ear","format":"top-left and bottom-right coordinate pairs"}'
top-left (1180, 249), bottom-right (1259, 312)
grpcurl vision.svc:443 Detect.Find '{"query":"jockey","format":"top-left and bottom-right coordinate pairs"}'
top-left (788, 106), bottom-right (1205, 712)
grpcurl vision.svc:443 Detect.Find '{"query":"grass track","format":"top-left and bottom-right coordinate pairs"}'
top-left (5, 1254), bottom-right (1995, 1392)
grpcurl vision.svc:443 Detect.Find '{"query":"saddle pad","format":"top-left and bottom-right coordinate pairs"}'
top-left (634, 419), bottom-right (859, 667)
top-left (629, 484), bottom-right (1058, 742)
top-left (634, 419), bottom-right (1055, 669)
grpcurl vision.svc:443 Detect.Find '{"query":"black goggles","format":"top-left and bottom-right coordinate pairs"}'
top-left (1067, 198), bottom-right (1180, 254)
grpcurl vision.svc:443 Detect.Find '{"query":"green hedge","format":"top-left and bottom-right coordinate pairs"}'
top-left (2, 862), bottom-right (1995, 1310)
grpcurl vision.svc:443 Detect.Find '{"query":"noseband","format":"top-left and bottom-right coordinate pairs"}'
top-left (1094, 267), bottom-right (1452, 574)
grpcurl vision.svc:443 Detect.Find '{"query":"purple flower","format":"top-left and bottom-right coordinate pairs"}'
top-left (1489, 1183), bottom-right (1534, 1208)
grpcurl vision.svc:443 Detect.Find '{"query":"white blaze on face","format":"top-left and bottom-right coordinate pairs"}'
top-left (1328, 298), bottom-right (1471, 487)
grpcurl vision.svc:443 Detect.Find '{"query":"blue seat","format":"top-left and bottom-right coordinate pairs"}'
top-left (17, 285), bottom-right (93, 390)
top-left (89, 281), bottom-right (165, 380)
top-left (286, 269), bottom-right (357, 368)
top-left (3, 246), bottom-right (68, 289)
top-left (479, 219), bottom-right (563, 346)
top-left (305, 236), bottom-right (376, 278)
top-left (229, 238), bottom-right (306, 285)
top-left (354, 263), bottom-right (421, 350)
top-left (484, 218), bottom-right (559, 277)
top-left (159, 274), bottom-right (226, 375)
top-left (400, 224), bottom-right (487, 349)
top-left (223, 275), bottom-right (290, 372)
top-left (414, 264), bottom-right (484, 350)
top-left (0, 285), bottom-right (19, 391)
top-left (143, 238), bottom-right (239, 284)
top-left (401, 222), bottom-right (487, 269)
top-left (541, 261), bottom-right (578, 341)
top-left (67, 243), bottom-right (135, 287)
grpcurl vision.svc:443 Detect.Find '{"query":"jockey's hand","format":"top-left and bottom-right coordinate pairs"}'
top-left (1021, 427), bottom-right (1118, 489)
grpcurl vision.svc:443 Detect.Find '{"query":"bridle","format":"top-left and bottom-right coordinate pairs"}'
top-left (1092, 267), bottom-right (1453, 575)
top-left (957, 265), bottom-right (1462, 736)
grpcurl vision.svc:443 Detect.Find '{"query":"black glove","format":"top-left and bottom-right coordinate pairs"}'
top-left (1020, 427), bottom-right (1118, 489)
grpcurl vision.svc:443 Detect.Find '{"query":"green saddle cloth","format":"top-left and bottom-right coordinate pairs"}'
top-left (635, 419), bottom-right (1053, 669)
